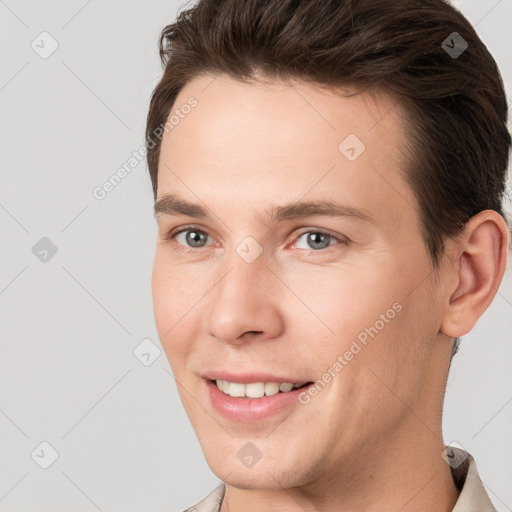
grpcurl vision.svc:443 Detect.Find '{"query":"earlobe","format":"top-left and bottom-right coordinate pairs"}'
top-left (440, 210), bottom-right (509, 338)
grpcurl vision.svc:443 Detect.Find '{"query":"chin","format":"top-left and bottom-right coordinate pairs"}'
top-left (220, 472), bottom-right (292, 490)
top-left (208, 455), bottom-right (312, 491)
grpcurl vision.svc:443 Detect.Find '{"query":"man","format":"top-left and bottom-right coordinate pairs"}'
top-left (146, 0), bottom-right (510, 510)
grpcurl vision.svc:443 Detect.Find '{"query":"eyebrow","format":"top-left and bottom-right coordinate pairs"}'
top-left (154, 193), bottom-right (375, 224)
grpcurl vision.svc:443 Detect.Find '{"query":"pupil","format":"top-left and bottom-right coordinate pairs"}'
top-left (309, 232), bottom-right (329, 249)
top-left (187, 230), bottom-right (205, 247)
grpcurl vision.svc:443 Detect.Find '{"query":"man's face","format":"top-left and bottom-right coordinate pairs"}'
top-left (152, 74), bottom-right (447, 488)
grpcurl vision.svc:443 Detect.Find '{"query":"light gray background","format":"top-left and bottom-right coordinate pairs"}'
top-left (0, 1), bottom-right (511, 510)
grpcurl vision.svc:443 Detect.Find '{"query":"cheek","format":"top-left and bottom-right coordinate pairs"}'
top-left (346, 286), bottom-right (436, 419)
top-left (151, 256), bottom-right (172, 333)
top-left (152, 252), bottom-right (205, 316)
top-left (312, 302), bottom-right (432, 450)
top-left (291, 261), bottom-right (430, 395)
top-left (151, 255), bottom-right (200, 357)
top-left (281, 261), bottom-right (403, 344)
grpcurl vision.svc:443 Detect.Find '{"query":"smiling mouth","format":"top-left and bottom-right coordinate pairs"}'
top-left (211, 379), bottom-right (314, 399)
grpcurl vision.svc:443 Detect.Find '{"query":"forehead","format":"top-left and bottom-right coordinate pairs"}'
top-left (164, 74), bottom-right (407, 155)
top-left (157, 73), bottom-right (418, 230)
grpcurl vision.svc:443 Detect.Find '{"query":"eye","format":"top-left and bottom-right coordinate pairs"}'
top-left (293, 230), bottom-right (344, 251)
top-left (171, 227), bottom-right (213, 249)
top-left (165, 226), bottom-right (346, 253)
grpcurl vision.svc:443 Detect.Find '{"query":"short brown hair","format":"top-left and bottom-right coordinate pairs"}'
top-left (146, 0), bottom-right (510, 270)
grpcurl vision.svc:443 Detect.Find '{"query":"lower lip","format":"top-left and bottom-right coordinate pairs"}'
top-left (205, 379), bottom-right (311, 423)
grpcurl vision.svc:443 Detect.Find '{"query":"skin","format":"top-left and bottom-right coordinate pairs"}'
top-left (151, 73), bottom-right (509, 511)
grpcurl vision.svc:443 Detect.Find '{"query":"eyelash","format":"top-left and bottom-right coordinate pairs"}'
top-left (164, 225), bottom-right (347, 254)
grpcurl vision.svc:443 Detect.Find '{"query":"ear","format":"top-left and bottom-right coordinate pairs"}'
top-left (440, 210), bottom-right (509, 338)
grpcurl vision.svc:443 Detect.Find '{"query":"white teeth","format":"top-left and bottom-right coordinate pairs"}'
top-left (245, 382), bottom-right (265, 398)
top-left (215, 380), bottom-right (306, 398)
top-left (227, 382), bottom-right (245, 397)
top-left (264, 382), bottom-right (280, 396)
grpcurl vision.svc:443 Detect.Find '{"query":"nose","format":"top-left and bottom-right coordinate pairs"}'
top-left (203, 246), bottom-right (285, 345)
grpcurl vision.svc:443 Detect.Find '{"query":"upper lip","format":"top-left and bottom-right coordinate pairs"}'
top-left (202, 371), bottom-right (312, 385)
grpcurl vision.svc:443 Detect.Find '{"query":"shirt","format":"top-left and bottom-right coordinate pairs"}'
top-left (181, 447), bottom-right (497, 511)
